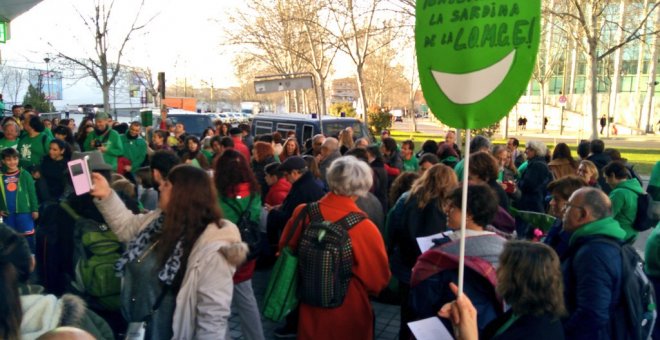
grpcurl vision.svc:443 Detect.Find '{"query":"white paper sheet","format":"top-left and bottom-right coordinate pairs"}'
top-left (416, 232), bottom-right (447, 253)
top-left (408, 317), bottom-right (453, 340)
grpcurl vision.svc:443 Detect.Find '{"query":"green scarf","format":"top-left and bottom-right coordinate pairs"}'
top-left (569, 216), bottom-right (626, 246)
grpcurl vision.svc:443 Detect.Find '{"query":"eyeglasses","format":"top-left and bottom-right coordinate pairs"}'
top-left (562, 202), bottom-right (585, 212)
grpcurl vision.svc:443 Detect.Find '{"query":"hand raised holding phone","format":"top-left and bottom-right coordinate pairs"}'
top-left (89, 173), bottom-right (112, 200)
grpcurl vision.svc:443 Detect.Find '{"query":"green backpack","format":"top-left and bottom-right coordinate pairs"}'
top-left (61, 202), bottom-right (123, 311)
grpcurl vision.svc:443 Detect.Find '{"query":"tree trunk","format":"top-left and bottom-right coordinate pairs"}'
top-left (102, 85), bottom-right (111, 114)
top-left (610, 0), bottom-right (626, 129)
top-left (318, 76), bottom-right (328, 116)
top-left (642, 5), bottom-right (660, 133)
top-left (356, 64), bottom-right (369, 126)
top-left (540, 82), bottom-right (546, 133)
top-left (587, 50), bottom-right (599, 139)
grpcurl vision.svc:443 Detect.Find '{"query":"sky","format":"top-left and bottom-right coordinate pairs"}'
top-left (1, 0), bottom-right (361, 89)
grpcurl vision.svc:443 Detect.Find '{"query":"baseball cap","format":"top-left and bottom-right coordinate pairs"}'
top-left (95, 111), bottom-right (111, 120)
top-left (277, 156), bottom-right (306, 173)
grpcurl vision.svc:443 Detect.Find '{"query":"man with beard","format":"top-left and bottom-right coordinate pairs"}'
top-left (120, 121), bottom-right (147, 174)
top-left (83, 111), bottom-right (124, 171)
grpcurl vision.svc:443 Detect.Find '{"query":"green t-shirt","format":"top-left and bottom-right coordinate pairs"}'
top-left (120, 134), bottom-right (148, 173)
top-left (83, 128), bottom-right (124, 171)
top-left (17, 132), bottom-right (51, 169)
top-left (403, 155), bottom-right (419, 172)
top-left (0, 138), bottom-right (19, 153)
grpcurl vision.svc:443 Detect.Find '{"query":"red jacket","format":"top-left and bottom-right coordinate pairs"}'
top-left (279, 193), bottom-right (391, 340)
top-left (265, 178), bottom-right (291, 206)
top-left (232, 137), bottom-right (251, 161)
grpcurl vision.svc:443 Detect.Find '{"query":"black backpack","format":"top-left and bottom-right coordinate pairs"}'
top-left (222, 195), bottom-right (261, 260)
top-left (297, 202), bottom-right (365, 308)
top-left (597, 238), bottom-right (657, 340)
top-left (626, 189), bottom-right (659, 231)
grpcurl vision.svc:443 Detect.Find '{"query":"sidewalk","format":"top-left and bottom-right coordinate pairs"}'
top-left (227, 268), bottom-right (401, 340)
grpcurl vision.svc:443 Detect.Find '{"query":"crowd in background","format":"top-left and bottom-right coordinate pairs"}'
top-left (0, 104), bottom-right (659, 340)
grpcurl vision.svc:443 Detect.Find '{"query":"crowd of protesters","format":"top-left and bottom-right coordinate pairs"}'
top-left (0, 104), bottom-right (659, 340)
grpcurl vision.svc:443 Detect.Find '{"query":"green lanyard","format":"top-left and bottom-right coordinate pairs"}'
top-left (494, 313), bottom-right (520, 337)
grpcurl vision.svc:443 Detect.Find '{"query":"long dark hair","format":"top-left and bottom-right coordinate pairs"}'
top-left (0, 226), bottom-right (31, 340)
top-left (49, 139), bottom-right (73, 161)
top-left (214, 149), bottom-right (259, 197)
top-left (552, 143), bottom-right (577, 168)
top-left (156, 165), bottom-right (222, 287)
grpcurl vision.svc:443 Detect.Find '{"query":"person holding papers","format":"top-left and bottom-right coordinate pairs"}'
top-left (408, 184), bottom-right (507, 336)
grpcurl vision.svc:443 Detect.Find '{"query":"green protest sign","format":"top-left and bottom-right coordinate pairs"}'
top-left (416, 0), bottom-right (541, 129)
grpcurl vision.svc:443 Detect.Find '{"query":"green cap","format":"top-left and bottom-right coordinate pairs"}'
top-left (95, 111), bottom-right (111, 120)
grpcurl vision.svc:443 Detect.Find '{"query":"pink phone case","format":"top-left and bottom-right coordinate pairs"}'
top-left (68, 156), bottom-right (93, 195)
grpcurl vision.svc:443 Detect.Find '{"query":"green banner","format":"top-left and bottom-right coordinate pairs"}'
top-left (416, 0), bottom-right (541, 129)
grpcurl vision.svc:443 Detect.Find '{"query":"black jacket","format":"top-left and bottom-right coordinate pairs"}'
top-left (483, 310), bottom-right (565, 340)
top-left (516, 156), bottom-right (552, 213)
top-left (252, 155), bottom-right (276, 199)
top-left (267, 171), bottom-right (326, 233)
top-left (370, 159), bottom-right (388, 212)
top-left (389, 193), bottom-right (448, 269)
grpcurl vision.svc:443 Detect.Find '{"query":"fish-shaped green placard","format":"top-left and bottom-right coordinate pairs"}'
top-left (416, 0), bottom-right (541, 129)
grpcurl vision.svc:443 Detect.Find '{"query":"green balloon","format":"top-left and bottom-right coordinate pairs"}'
top-left (416, 0), bottom-right (541, 129)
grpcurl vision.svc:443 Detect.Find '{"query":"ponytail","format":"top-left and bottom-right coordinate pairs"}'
top-left (0, 261), bottom-right (22, 340)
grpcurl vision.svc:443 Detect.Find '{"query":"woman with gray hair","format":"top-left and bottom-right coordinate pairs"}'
top-left (516, 140), bottom-right (552, 215)
top-left (278, 156), bottom-right (391, 340)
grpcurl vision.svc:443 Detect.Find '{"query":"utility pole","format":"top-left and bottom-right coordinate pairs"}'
top-left (43, 57), bottom-right (51, 111)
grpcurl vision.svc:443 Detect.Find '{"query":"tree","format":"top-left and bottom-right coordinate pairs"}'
top-left (362, 39), bottom-right (410, 109)
top-left (128, 66), bottom-right (158, 107)
top-left (327, 0), bottom-right (400, 127)
top-left (329, 102), bottom-right (357, 117)
top-left (227, 0), bottom-right (309, 113)
top-left (367, 104), bottom-right (392, 134)
top-left (549, 0), bottom-right (660, 139)
top-left (0, 66), bottom-right (26, 105)
top-left (23, 84), bottom-right (54, 113)
top-left (533, 0), bottom-right (566, 133)
top-left (51, 0), bottom-right (152, 114)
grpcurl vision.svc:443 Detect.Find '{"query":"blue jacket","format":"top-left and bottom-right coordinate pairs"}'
top-left (561, 218), bottom-right (625, 340)
top-left (544, 218), bottom-right (571, 258)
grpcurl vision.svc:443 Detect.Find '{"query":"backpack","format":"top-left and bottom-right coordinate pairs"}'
top-left (596, 238), bottom-right (656, 340)
top-left (409, 239), bottom-right (504, 330)
top-left (297, 202), bottom-right (365, 308)
top-left (222, 195), bottom-right (261, 260)
top-left (60, 201), bottom-right (122, 311)
top-left (629, 190), bottom-right (660, 231)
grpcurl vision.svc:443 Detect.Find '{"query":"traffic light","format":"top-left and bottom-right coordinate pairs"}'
top-left (158, 72), bottom-right (166, 99)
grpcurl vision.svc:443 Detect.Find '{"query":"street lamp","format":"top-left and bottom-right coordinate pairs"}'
top-left (43, 57), bottom-right (51, 112)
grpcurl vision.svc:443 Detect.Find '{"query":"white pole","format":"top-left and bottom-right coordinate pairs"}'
top-left (458, 129), bottom-right (471, 296)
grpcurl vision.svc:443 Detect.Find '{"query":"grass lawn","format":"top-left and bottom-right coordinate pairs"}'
top-left (389, 130), bottom-right (660, 176)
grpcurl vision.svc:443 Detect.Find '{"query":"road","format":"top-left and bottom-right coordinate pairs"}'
top-left (392, 118), bottom-right (660, 149)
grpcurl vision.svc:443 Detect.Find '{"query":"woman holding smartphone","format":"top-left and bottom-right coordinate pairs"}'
top-left (90, 164), bottom-right (247, 339)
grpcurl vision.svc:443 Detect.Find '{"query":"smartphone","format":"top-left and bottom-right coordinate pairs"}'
top-left (68, 156), bottom-right (93, 195)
